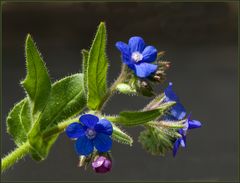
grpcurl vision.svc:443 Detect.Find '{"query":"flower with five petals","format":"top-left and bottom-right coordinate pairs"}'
top-left (116, 36), bottom-right (158, 78)
top-left (66, 114), bottom-right (113, 156)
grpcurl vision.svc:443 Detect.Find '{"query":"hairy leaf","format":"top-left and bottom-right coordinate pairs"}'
top-left (6, 99), bottom-right (28, 146)
top-left (111, 102), bottom-right (175, 126)
top-left (87, 22), bottom-right (108, 110)
top-left (28, 74), bottom-right (86, 160)
top-left (20, 99), bottom-right (32, 133)
top-left (112, 123), bottom-right (133, 146)
top-left (21, 34), bottom-right (51, 116)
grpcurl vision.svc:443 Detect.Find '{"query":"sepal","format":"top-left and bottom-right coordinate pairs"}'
top-left (112, 123), bottom-right (133, 146)
top-left (139, 126), bottom-right (178, 156)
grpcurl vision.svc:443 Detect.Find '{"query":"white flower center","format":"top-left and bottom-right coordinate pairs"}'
top-left (86, 129), bottom-right (96, 139)
top-left (131, 52), bottom-right (143, 62)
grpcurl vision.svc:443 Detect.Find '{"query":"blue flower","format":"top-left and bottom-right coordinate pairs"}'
top-left (116, 36), bottom-right (158, 78)
top-left (163, 82), bottom-right (186, 120)
top-left (173, 114), bottom-right (202, 157)
top-left (161, 82), bottom-right (202, 156)
top-left (66, 114), bottom-right (113, 156)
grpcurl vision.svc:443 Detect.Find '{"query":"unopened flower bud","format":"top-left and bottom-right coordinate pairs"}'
top-left (116, 83), bottom-right (136, 94)
top-left (165, 63), bottom-right (170, 69)
top-left (159, 61), bottom-right (171, 70)
top-left (153, 75), bottom-right (161, 81)
top-left (155, 70), bottom-right (163, 76)
top-left (141, 81), bottom-right (148, 87)
top-left (92, 156), bottom-right (112, 173)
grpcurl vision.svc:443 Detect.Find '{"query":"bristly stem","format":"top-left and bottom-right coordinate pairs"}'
top-left (1, 142), bottom-right (31, 172)
top-left (96, 64), bottom-right (128, 111)
top-left (43, 117), bottom-right (79, 139)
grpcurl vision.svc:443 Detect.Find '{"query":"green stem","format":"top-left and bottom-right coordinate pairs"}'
top-left (43, 117), bottom-right (79, 139)
top-left (1, 142), bottom-right (31, 172)
top-left (96, 64), bottom-right (128, 111)
top-left (43, 115), bottom-right (119, 139)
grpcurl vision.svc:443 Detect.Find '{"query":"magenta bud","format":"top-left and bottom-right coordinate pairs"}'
top-left (92, 156), bottom-right (112, 173)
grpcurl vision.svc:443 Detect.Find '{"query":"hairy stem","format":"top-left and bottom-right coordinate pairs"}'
top-left (1, 142), bottom-right (31, 172)
top-left (43, 115), bottom-right (119, 139)
top-left (43, 117), bottom-right (79, 138)
top-left (96, 64), bottom-right (128, 111)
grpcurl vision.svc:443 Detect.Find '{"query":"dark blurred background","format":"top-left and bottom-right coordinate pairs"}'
top-left (1, 2), bottom-right (238, 182)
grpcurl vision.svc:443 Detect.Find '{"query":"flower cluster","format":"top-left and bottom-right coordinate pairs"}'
top-left (65, 35), bottom-right (202, 173)
top-left (2, 23), bottom-right (203, 174)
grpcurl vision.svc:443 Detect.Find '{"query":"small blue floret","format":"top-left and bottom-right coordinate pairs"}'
top-left (66, 114), bottom-right (113, 156)
top-left (116, 36), bottom-right (158, 78)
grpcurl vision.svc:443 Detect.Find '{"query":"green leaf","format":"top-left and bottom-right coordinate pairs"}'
top-left (6, 99), bottom-right (28, 146)
top-left (21, 34), bottom-right (51, 117)
top-left (81, 49), bottom-right (89, 95)
top-left (87, 22), bottom-right (108, 110)
top-left (20, 99), bottom-right (32, 133)
top-left (112, 123), bottom-right (133, 146)
top-left (110, 102), bottom-right (175, 126)
top-left (28, 74), bottom-right (86, 160)
top-left (34, 74), bottom-right (86, 132)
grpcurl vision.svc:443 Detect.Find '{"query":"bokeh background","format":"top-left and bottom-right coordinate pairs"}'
top-left (1, 2), bottom-right (238, 182)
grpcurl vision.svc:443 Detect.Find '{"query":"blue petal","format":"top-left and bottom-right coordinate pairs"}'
top-left (170, 103), bottom-right (187, 120)
top-left (79, 114), bottom-right (99, 128)
top-left (115, 41), bottom-right (132, 65)
top-left (134, 62), bottom-right (157, 78)
top-left (65, 122), bottom-right (85, 139)
top-left (182, 135), bottom-right (187, 147)
top-left (173, 138), bottom-right (181, 157)
top-left (128, 36), bottom-right (145, 52)
top-left (178, 128), bottom-right (184, 135)
top-left (93, 133), bottom-right (112, 153)
top-left (142, 46), bottom-right (157, 63)
top-left (164, 82), bottom-right (180, 102)
top-left (75, 135), bottom-right (94, 156)
top-left (94, 119), bottom-right (113, 135)
top-left (188, 120), bottom-right (202, 129)
top-left (180, 139), bottom-right (186, 147)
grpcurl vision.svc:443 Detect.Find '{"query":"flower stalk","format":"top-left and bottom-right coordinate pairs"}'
top-left (96, 64), bottom-right (128, 111)
top-left (1, 142), bottom-right (31, 172)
